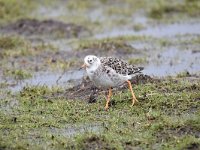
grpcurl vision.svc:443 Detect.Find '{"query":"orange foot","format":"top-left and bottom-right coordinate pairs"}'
top-left (127, 80), bottom-right (138, 106)
top-left (104, 88), bottom-right (112, 110)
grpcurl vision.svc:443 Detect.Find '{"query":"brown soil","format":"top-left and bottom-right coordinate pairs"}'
top-left (156, 126), bottom-right (200, 144)
top-left (64, 74), bottom-right (155, 103)
top-left (77, 41), bottom-right (142, 58)
top-left (78, 135), bottom-right (115, 150)
top-left (1, 19), bottom-right (90, 39)
top-left (185, 143), bottom-right (200, 150)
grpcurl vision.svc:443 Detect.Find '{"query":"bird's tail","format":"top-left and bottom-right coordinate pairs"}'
top-left (128, 67), bottom-right (144, 79)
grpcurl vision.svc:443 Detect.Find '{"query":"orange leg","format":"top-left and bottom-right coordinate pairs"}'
top-left (127, 80), bottom-right (138, 106)
top-left (105, 88), bottom-right (112, 110)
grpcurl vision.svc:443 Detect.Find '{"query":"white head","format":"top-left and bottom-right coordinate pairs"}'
top-left (82, 55), bottom-right (101, 73)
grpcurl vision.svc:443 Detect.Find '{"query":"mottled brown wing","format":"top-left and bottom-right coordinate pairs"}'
top-left (100, 57), bottom-right (143, 75)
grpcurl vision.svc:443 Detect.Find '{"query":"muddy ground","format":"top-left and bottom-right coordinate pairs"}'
top-left (0, 0), bottom-right (200, 149)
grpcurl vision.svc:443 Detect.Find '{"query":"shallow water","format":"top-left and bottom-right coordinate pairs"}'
top-left (2, 6), bottom-right (200, 92)
top-left (10, 70), bottom-right (84, 92)
top-left (50, 123), bottom-right (102, 138)
top-left (143, 48), bottom-right (200, 76)
top-left (35, 5), bottom-right (66, 18)
top-left (7, 45), bottom-right (200, 92)
top-left (95, 21), bottom-right (200, 38)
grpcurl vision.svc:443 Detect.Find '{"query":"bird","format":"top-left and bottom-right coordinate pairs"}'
top-left (81, 55), bottom-right (143, 110)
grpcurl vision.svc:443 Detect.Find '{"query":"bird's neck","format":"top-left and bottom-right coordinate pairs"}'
top-left (86, 64), bottom-right (100, 76)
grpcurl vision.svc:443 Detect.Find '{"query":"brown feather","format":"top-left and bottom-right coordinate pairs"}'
top-left (100, 57), bottom-right (143, 75)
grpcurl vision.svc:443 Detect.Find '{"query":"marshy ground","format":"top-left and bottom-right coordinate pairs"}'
top-left (0, 0), bottom-right (200, 149)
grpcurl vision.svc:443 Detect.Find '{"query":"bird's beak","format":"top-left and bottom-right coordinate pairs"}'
top-left (79, 63), bottom-right (87, 70)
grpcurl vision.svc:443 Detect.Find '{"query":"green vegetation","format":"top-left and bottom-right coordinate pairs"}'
top-left (3, 69), bottom-right (32, 80)
top-left (133, 23), bottom-right (146, 31)
top-left (50, 58), bottom-right (80, 70)
top-left (0, 82), bottom-right (8, 88)
top-left (185, 35), bottom-right (200, 45)
top-left (149, 0), bottom-right (200, 19)
top-left (0, 0), bottom-right (199, 149)
top-left (0, 35), bottom-right (60, 73)
top-left (67, 0), bottom-right (94, 11)
top-left (75, 36), bottom-right (146, 50)
top-left (0, 36), bottom-right (32, 58)
top-left (128, 57), bottom-right (147, 65)
top-left (79, 40), bottom-right (133, 53)
top-left (0, 36), bottom-right (25, 49)
top-left (0, 79), bottom-right (199, 149)
top-left (177, 71), bottom-right (191, 78)
top-left (0, 0), bottom-right (37, 24)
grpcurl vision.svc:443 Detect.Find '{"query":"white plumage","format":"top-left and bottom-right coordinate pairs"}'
top-left (82, 55), bottom-right (143, 110)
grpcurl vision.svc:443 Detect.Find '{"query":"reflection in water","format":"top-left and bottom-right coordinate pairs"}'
top-left (95, 22), bottom-right (200, 38)
top-left (10, 70), bottom-right (85, 92)
top-left (8, 46), bottom-right (200, 92)
top-left (143, 48), bottom-right (200, 76)
top-left (50, 123), bottom-right (102, 138)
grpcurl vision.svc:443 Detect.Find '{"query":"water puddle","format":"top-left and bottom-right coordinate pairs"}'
top-left (50, 123), bottom-right (102, 138)
top-left (10, 70), bottom-right (84, 92)
top-left (143, 48), bottom-right (200, 76)
top-left (95, 21), bottom-right (200, 38)
top-left (26, 123), bottom-right (102, 147)
top-left (34, 5), bottom-right (66, 19)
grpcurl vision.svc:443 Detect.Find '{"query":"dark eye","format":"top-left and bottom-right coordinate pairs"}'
top-left (88, 59), bottom-right (92, 63)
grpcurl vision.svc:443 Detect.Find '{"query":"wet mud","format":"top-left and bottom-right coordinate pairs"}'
top-left (1, 18), bottom-right (90, 39)
top-left (64, 74), bottom-right (155, 102)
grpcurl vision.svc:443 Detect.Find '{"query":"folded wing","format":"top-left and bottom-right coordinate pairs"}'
top-left (100, 57), bottom-right (143, 76)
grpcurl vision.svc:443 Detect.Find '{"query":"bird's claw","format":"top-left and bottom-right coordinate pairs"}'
top-left (104, 105), bottom-right (109, 111)
top-left (131, 98), bottom-right (138, 106)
